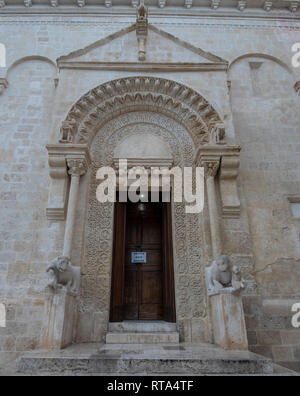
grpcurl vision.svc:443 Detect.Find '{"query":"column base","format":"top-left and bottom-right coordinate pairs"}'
top-left (40, 288), bottom-right (77, 351)
top-left (210, 292), bottom-right (248, 350)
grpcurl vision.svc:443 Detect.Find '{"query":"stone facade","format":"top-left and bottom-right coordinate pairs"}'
top-left (0, 2), bottom-right (300, 373)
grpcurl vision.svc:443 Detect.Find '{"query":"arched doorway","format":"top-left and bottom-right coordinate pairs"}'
top-left (57, 76), bottom-right (225, 343)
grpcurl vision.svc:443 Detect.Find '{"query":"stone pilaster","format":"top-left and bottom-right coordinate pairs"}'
top-left (219, 152), bottom-right (241, 218)
top-left (195, 145), bottom-right (241, 223)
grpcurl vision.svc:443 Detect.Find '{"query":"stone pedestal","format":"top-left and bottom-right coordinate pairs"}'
top-left (210, 292), bottom-right (248, 350)
top-left (40, 288), bottom-right (77, 350)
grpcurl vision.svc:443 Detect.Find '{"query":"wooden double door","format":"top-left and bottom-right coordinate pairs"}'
top-left (110, 199), bottom-right (176, 322)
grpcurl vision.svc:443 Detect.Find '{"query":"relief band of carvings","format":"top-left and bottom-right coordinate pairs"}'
top-left (59, 77), bottom-right (224, 148)
top-left (80, 111), bottom-right (206, 342)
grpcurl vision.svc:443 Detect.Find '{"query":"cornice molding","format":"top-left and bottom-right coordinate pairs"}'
top-left (57, 62), bottom-right (228, 72)
top-left (0, 0), bottom-right (300, 19)
top-left (1, 18), bottom-right (300, 31)
top-left (194, 145), bottom-right (241, 218)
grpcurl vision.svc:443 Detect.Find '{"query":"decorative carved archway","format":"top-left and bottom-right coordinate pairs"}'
top-left (43, 76), bottom-right (243, 347)
top-left (59, 76), bottom-right (225, 147)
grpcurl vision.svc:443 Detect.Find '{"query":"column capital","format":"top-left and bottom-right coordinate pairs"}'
top-left (194, 145), bottom-right (222, 178)
top-left (203, 160), bottom-right (221, 178)
top-left (195, 145), bottom-right (241, 168)
top-left (46, 144), bottom-right (91, 221)
top-left (67, 158), bottom-right (88, 177)
top-left (46, 144), bottom-right (91, 174)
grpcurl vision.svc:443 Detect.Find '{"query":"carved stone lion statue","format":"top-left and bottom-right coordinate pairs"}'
top-left (206, 255), bottom-right (244, 295)
top-left (232, 264), bottom-right (245, 291)
top-left (46, 256), bottom-right (80, 294)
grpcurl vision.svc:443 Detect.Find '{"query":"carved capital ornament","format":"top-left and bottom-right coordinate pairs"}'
top-left (67, 158), bottom-right (88, 177)
top-left (203, 161), bottom-right (220, 178)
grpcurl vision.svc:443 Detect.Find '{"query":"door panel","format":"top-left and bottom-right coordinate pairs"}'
top-left (124, 201), bottom-right (163, 320)
top-left (141, 271), bottom-right (163, 304)
top-left (110, 198), bottom-right (176, 323)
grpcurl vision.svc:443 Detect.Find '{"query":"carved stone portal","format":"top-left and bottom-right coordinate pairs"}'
top-left (43, 78), bottom-right (248, 348)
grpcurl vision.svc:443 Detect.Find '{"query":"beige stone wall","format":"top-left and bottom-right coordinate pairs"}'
top-left (0, 59), bottom-right (64, 352)
top-left (0, 14), bottom-right (299, 371)
top-left (229, 55), bottom-right (300, 371)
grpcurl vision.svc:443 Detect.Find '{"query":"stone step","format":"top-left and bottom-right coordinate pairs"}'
top-left (109, 321), bottom-right (177, 333)
top-left (17, 343), bottom-right (275, 375)
top-left (106, 332), bottom-right (180, 344)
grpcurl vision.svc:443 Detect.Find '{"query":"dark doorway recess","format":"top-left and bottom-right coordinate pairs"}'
top-left (110, 196), bottom-right (176, 323)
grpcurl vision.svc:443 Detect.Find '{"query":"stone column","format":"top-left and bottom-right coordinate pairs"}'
top-left (41, 145), bottom-right (90, 351)
top-left (196, 146), bottom-right (247, 351)
top-left (203, 160), bottom-right (222, 258)
top-left (63, 158), bottom-right (87, 258)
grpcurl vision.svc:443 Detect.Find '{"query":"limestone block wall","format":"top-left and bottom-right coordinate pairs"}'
top-left (0, 14), bottom-right (300, 361)
top-left (244, 297), bottom-right (300, 372)
top-left (229, 55), bottom-right (300, 370)
top-left (0, 59), bottom-right (65, 353)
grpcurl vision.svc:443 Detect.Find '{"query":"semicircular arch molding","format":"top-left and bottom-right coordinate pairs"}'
top-left (59, 76), bottom-right (225, 147)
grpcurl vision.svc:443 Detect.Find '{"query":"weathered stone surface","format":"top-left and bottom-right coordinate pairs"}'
top-left (0, 3), bottom-right (300, 375)
top-left (106, 332), bottom-right (180, 344)
top-left (16, 343), bottom-right (274, 375)
top-left (39, 289), bottom-right (77, 350)
top-left (272, 346), bottom-right (294, 362)
top-left (210, 293), bottom-right (248, 350)
top-left (280, 331), bottom-right (300, 345)
top-left (257, 331), bottom-right (282, 346)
